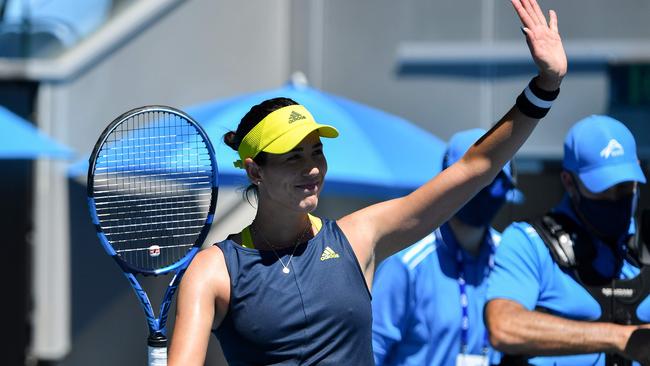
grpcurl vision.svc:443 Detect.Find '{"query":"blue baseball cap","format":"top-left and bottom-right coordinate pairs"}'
top-left (563, 115), bottom-right (646, 193)
top-left (443, 128), bottom-right (523, 203)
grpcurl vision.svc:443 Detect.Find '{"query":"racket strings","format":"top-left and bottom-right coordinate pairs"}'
top-left (93, 191), bottom-right (211, 206)
top-left (115, 243), bottom-right (194, 253)
top-left (93, 110), bottom-right (214, 271)
top-left (96, 146), bottom-right (210, 167)
top-left (96, 203), bottom-right (212, 220)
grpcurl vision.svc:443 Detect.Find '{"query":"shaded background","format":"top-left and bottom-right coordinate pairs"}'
top-left (1, 0), bottom-right (649, 365)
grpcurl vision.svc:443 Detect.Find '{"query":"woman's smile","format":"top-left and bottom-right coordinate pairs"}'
top-left (295, 180), bottom-right (320, 193)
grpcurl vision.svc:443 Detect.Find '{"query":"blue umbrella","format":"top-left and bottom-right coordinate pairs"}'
top-left (185, 75), bottom-right (446, 198)
top-left (69, 77), bottom-right (446, 197)
top-left (0, 105), bottom-right (73, 159)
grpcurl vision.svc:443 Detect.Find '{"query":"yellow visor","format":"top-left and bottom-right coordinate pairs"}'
top-left (234, 104), bottom-right (339, 168)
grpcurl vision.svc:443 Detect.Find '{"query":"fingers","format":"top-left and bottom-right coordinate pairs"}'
top-left (513, 0), bottom-right (558, 36)
top-left (513, 0), bottom-right (553, 29)
top-left (527, 0), bottom-right (548, 26)
top-left (549, 10), bottom-right (558, 33)
top-left (521, 0), bottom-right (540, 25)
top-left (511, 0), bottom-right (535, 27)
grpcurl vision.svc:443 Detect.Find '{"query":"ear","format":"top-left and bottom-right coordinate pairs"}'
top-left (244, 158), bottom-right (262, 185)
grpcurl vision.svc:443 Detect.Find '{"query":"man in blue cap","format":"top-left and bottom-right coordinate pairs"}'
top-left (372, 128), bottom-right (520, 366)
top-left (485, 115), bottom-right (650, 366)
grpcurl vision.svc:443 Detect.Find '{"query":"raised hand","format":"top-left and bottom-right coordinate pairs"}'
top-left (511, 0), bottom-right (567, 90)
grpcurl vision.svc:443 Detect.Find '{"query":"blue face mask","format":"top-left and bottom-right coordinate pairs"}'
top-left (456, 174), bottom-right (511, 227)
top-left (575, 192), bottom-right (636, 243)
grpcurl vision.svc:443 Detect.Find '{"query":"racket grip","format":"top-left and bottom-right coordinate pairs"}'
top-left (148, 335), bottom-right (167, 366)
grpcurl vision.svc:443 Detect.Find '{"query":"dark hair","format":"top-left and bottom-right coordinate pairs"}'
top-left (223, 97), bottom-right (299, 203)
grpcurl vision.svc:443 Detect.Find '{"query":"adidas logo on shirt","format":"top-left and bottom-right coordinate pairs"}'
top-left (320, 246), bottom-right (340, 261)
top-left (288, 111), bottom-right (306, 123)
top-left (600, 139), bottom-right (624, 159)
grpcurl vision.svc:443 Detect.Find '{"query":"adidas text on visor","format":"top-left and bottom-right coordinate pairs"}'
top-left (234, 104), bottom-right (339, 168)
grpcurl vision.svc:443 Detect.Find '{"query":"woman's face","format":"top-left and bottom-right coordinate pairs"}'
top-left (257, 131), bottom-right (328, 213)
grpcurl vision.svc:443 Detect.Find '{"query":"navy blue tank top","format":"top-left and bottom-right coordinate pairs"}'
top-left (214, 218), bottom-right (373, 365)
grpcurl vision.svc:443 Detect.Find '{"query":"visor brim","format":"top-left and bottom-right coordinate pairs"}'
top-left (263, 124), bottom-right (339, 154)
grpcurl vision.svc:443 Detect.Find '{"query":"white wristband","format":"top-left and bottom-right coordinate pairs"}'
top-left (524, 85), bottom-right (553, 109)
top-left (524, 85), bottom-right (554, 109)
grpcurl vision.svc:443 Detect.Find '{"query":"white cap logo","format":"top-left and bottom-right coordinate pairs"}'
top-left (600, 139), bottom-right (624, 159)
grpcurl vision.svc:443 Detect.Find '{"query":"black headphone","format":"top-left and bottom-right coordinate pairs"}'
top-left (631, 208), bottom-right (650, 266)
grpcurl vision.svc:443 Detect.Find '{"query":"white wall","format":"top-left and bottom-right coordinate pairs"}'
top-left (297, 0), bottom-right (649, 158)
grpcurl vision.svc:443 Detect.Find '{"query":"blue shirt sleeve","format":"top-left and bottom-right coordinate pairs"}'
top-left (372, 255), bottom-right (413, 366)
top-left (486, 223), bottom-right (545, 310)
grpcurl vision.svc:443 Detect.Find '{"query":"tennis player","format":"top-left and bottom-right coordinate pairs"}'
top-left (168, 0), bottom-right (567, 364)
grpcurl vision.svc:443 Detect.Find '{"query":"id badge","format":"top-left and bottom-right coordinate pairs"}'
top-left (456, 354), bottom-right (489, 366)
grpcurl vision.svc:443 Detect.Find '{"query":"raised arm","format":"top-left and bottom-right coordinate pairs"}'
top-left (168, 246), bottom-right (230, 366)
top-left (338, 0), bottom-right (567, 275)
top-left (485, 299), bottom-right (650, 364)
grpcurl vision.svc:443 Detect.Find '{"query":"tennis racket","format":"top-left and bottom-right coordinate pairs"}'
top-left (87, 105), bottom-right (218, 365)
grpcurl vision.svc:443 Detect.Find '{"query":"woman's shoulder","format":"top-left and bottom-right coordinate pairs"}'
top-left (179, 245), bottom-right (231, 320)
top-left (185, 245), bottom-right (228, 281)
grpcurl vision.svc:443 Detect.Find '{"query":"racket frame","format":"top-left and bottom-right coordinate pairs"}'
top-left (86, 105), bottom-right (218, 357)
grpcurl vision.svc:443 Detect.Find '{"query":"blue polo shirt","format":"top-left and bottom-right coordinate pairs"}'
top-left (486, 195), bottom-right (650, 366)
top-left (372, 222), bottom-right (502, 366)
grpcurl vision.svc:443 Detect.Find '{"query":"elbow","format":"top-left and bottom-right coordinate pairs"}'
top-left (488, 319), bottom-right (520, 353)
top-left (485, 301), bottom-right (527, 354)
top-left (460, 154), bottom-right (495, 189)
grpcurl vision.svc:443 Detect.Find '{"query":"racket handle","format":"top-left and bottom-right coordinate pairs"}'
top-left (148, 334), bottom-right (167, 366)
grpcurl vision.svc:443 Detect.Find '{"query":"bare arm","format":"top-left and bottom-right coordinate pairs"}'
top-left (339, 0), bottom-right (567, 275)
top-left (168, 246), bottom-right (230, 366)
top-left (485, 298), bottom-right (650, 364)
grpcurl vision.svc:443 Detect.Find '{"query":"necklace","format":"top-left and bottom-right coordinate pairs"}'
top-left (252, 220), bottom-right (311, 274)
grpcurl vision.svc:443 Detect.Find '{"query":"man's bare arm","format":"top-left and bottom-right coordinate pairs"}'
top-left (485, 298), bottom-right (649, 363)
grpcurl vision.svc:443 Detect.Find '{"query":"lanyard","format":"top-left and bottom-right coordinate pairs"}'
top-left (435, 227), bottom-right (495, 355)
